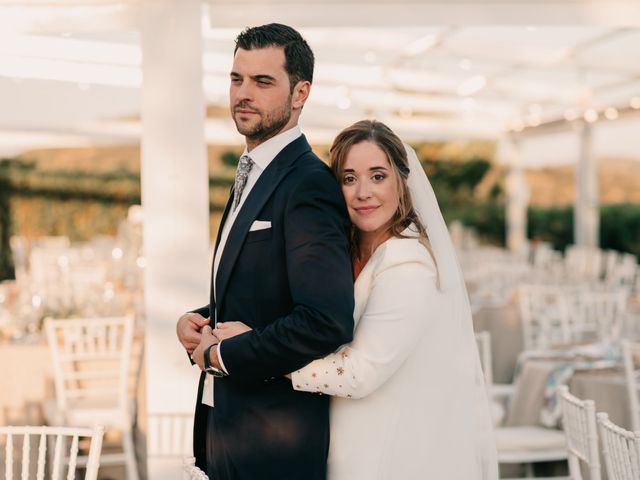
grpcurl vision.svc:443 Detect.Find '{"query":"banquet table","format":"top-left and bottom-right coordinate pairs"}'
top-left (568, 369), bottom-right (630, 428)
top-left (0, 338), bottom-right (53, 426)
top-left (472, 292), bottom-right (640, 387)
top-left (506, 358), bottom-right (632, 429)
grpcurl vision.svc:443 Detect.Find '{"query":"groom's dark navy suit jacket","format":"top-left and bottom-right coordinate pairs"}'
top-left (191, 135), bottom-right (354, 480)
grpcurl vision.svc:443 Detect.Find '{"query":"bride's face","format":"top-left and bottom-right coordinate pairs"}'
top-left (340, 140), bottom-right (400, 238)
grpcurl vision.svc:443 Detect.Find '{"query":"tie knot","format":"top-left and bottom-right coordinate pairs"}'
top-left (238, 155), bottom-right (253, 171)
top-left (232, 155), bottom-right (254, 211)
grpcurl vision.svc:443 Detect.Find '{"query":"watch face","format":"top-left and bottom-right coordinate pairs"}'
top-left (206, 367), bottom-right (226, 378)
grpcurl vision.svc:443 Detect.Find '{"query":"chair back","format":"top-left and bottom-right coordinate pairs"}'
top-left (0, 424), bottom-right (104, 480)
top-left (566, 289), bottom-right (628, 343)
top-left (597, 412), bottom-right (640, 480)
top-left (475, 331), bottom-right (493, 388)
top-left (622, 340), bottom-right (640, 432)
top-left (519, 284), bottom-right (572, 350)
top-left (604, 252), bottom-right (639, 288)
top-left (44, 316), bottom-right (135, 420)
top-left (558, 385), bottom-right (601, 480)
top-left (565, 245), bottom-right (603, 282)
top-left (147, 413), bottom-right (194, 458)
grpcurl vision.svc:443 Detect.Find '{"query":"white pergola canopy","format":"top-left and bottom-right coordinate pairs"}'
top-left (0, 1), bottom-right (639, 160)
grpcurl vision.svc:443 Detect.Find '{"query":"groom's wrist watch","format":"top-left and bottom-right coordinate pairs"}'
top-left (203, 343), bottom-right (228, 378)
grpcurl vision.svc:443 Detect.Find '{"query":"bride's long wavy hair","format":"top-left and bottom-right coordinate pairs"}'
top-left (329, 120), bottom-right (428, 258)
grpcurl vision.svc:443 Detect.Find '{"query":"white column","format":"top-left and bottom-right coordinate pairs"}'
top-left (140, 1), bottom-right (209, 478)
top-left (574, 122), bottom-right (599, 247)
top-left (502, 136), bottom-right (529, 255)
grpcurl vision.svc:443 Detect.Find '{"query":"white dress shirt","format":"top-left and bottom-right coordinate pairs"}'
top-left (202, 125), bottom-right (302, 406)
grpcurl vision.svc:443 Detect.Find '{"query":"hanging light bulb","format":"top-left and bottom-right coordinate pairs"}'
top-left (510, 118), bottom-right (524, 132)
top-left (564, 109), bottom-right (579, 121)
top-left (584, 108), bottom-right (598, 123)
top-left (604, 107), bottom-right (618, 120)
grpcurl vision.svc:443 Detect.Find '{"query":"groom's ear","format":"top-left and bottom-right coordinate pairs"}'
top-left (291, 80), bottom-right (311, 110)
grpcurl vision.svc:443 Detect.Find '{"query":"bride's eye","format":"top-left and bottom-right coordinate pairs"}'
top-left (342, 175), bottom-right (356, 185)
top-left (372, 173), bottom-right (386, 182)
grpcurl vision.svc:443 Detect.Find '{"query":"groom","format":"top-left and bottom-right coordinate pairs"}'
top-left (176, 24), bottom-right (354, 480)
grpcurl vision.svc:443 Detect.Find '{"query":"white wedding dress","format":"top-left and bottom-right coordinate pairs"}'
top-left (291, 145), bottom-right (497, 480)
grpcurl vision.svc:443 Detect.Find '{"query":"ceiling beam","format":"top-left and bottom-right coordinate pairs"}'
top-left (206, 1), bottom-right (640, 28)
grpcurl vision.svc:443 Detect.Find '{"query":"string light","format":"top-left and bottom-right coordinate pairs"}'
top-left (604, 107), bottom-right (618, 120)
top-left (584, 109), bottom-right (599, 123)
top-left (564, 109), bottom-right (579, 121)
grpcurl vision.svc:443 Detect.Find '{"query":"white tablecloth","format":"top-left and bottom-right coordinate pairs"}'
top-left (506, 358), bottom-right (633, 430)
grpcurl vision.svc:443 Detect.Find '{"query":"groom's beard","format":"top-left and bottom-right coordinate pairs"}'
top-left (232, 98), bottom-right (293, 145)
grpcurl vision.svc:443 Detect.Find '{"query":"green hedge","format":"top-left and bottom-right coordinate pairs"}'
top-left (2, 155), bottom-right (639, 280)
top-left (600, 204), bottom-right (640, 255)
top-left (0, 158), bottom-right (236, 280)
top-left (447, 202), bottom-right (640, 258)
top-left (444, 202), bottom-right (505, 243)
top-left (0, 162), bottom-right (12, 280)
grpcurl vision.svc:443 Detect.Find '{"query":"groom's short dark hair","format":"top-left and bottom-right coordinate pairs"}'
top-left (234, 23), bottom-right (314, 92)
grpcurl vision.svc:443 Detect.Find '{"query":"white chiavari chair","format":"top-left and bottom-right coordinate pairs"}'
top-left (474, 332), bottom-right (568, 478)
top-left (565, 289), bottom-right (628, 343)
top-left (597, 412), bottom-right (640, 480)
top-left (475, 331), bottom-right (503, 426)
top-left (519, 284), bottom-right (573, 350)
top-left (147, 413), bottom-right (193, 459)
top-left (44, 315), bottom-right (138, 480)
top-left (146, 412), bottom-right (194, 478)
top-left (605, 253), bottom-right (639, 289)
top-left (182, 457), bottom-right (209, 480)
top-left (557, 385), bottom-right (601, 480)
top-left (475, 331), bottom-right (515, 420)
top-left (475, 331), bottom-right (493, 388)
top-left (565, 245), bottom-right (603, 283)
top-left (28, 238), bottom-right (73, 305)
top-left (495, 425), bottom-right (569, 479)
top-left (622, 340), bottom-right (640, 432)
top-left (602, 250), bottom-right (619, 284)
top-left (0, 424), bottom-right (104, 480)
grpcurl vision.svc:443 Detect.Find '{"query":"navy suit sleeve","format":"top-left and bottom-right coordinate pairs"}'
top-left (219, 167), bottom-right (355, 381)
top-left (189, 305), bottom-right (211, 319)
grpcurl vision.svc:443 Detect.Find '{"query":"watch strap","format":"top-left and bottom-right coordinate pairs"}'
top-left (203, 343), bottom-right (215, 370)
top-left (203, 343), bottom-right (227, 377)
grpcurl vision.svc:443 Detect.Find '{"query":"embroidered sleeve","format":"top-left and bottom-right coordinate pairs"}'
top-left (291, 260), bottom-right (439, 399)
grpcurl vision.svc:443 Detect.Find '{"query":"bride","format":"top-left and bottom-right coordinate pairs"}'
top-left (213, 120), bottom-right (498, 479)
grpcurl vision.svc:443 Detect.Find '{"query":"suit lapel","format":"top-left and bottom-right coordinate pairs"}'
top-left (209, 188), bottom-right (234, 314)
top-left (214, 135), bottom-right (311, 319)
top-left (215, 187), bottom-right (234, 253)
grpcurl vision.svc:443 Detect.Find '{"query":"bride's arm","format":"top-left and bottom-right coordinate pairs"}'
top-left (291, 259), bottom-right (440, 399)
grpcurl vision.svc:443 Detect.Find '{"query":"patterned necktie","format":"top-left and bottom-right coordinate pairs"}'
top-left (233, 154), bottom-right (254, 211)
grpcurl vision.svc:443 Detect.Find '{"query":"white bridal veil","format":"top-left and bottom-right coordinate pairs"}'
top-left (405, 144), bottom-right (499, 479)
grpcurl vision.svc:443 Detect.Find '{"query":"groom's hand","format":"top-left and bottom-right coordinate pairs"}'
top-left (192, 325), bottom-right (219, 371)
top-left (177, 312), bottom-right (209, 354)
top-left (213, 321), bottom-right (252, 341)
